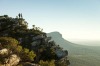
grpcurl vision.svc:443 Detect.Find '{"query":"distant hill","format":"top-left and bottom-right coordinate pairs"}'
top-left (47, 31), bottom-right (100, 66)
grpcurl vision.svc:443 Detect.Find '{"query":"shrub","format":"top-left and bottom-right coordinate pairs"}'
top-left (0, 37), bottom-right (18, 49)
top-left (20, 48), bottom-right (36, 62)
top-left (39, 60), bottom-right (55, 66)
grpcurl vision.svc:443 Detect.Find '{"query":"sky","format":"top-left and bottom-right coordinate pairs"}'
top-left (0, 0), bottom-right (100, 45)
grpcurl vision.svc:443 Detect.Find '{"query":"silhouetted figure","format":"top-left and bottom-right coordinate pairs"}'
top-left (18, 13), bottom-right (20, 18)
top-left (21, 13), bottom-right (23, 18)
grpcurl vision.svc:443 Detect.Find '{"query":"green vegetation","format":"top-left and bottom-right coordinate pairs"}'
top-left (20, 48), bottom-right (36, 62)
top-left (0, 37), bottom-right (18, 49)
top-left (0, 37), bottom-right (36, 64)
top-left (39, 60), bottom-right (55, 66)
top-left (0, 14), bottom-right (69, 66)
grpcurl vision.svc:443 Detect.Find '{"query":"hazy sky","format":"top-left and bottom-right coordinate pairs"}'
top-left (0, 0), bottom-right (100, 43)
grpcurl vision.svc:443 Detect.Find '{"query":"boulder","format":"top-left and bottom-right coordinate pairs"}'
top-left (0, 48), bottom-right (8, 55)
top-left (4, 54), bottom-right (20, 66)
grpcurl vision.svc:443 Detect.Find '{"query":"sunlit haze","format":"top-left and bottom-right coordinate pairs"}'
top-left (0, 0), bottom-right (100, 45)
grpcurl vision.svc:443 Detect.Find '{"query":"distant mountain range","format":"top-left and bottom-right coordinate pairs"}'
top-left (47, 31), bottom-right (100, 66)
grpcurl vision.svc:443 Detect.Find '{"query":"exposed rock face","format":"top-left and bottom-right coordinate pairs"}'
top-left (0, 48), bottom-right (8, 55)
top-left (4, 54), bottom-right (20, 66)
top-left (0, 48), bottom-right (20, 66)
top-left (55, 48), bottom-right (67, 59)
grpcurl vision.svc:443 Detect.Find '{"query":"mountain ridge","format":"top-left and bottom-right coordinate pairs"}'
top-left (47, 31), bottom-right (100, 47)
top-left (47, 31), bottom-right (100, 66)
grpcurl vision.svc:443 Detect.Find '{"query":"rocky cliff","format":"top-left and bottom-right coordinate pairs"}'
top-left (0, 14), bottom-right (70, 66)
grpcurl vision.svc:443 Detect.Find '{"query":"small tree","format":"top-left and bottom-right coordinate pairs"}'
top-left (20, 48), bottom-right (36, 62)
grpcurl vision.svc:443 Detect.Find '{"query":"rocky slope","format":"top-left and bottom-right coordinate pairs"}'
top-left (0, 14), bottom-right (69, 66)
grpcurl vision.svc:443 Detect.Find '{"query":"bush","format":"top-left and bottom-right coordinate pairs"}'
top-left (20, 48), bottom-right (36, 62)
top-left (0, 37), bottom-right (18, 49)
top-left (39, 60), bottom-right (55, 66)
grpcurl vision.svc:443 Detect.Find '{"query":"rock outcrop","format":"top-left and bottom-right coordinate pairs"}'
top-left (0, 48), bottom-right (20, 66)
top-left (0, 48), bottom-right (8, 55)
top-left (5, 54), bottom-right (20, 66)
top-left (0, 14), bottom-right (70, 66)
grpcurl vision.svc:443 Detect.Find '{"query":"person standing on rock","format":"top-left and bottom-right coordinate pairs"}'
top-left (18, 13), bottom-right (20, 18)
